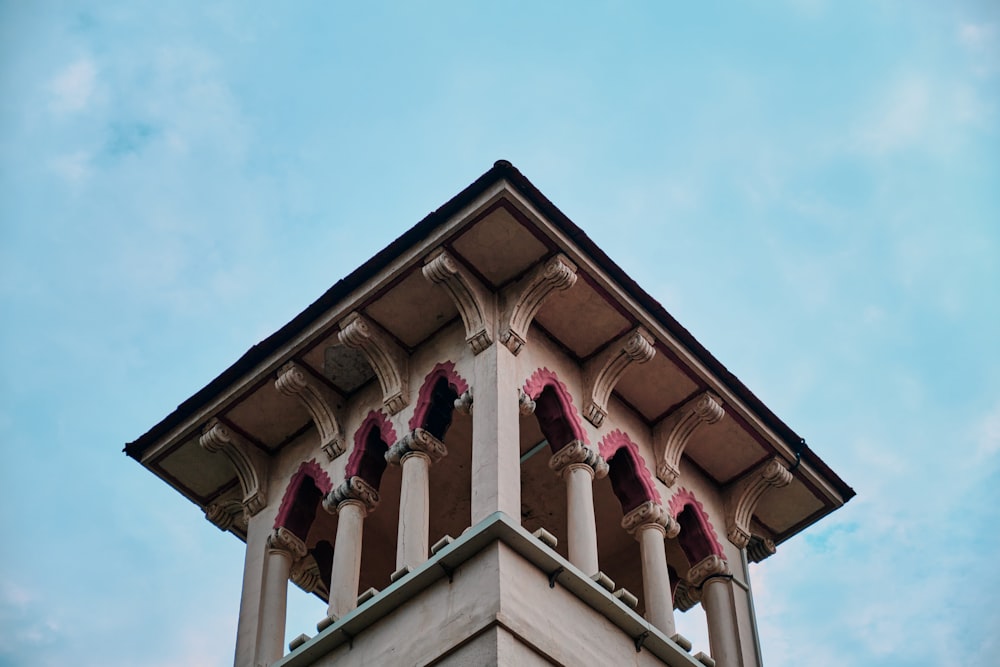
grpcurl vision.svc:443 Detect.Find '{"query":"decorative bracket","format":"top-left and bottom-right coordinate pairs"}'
top-left (621, 500), bottom-right (680, 539)
top-left (724, 457), bottom-right (793, 549)
top-left (653, 392), bottom-right (724, 487)
top-left (422, 248), bottom-right (495, 354)
top-left (549, 440), bottom-right (608, 480)
top-left (338, 312), bottom-right (409, 415)
top-left (686, 554), bottom-right (731, 588)
top-left (291, 555), bottom-right (327, 596)
top-left (275, 361), bottom-right (346, 460)
top-left (199, 419), bottom-right (268, 518)
top-left (747, 534), bottom-right (777, 563)
top-left (499, 254), bottom-right (577, 355)
top-left (267, 526), bottom-right (307, 560)
top-left (582, 327), bottom-right (655, 427)
top-left (204, 494), bottom-right (246, 533)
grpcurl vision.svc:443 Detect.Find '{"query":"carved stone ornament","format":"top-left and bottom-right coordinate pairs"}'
top-left (199, 419), bottom-right (268, 517)
top-left (653, 391), bottom-right (725, 487)
top-left (621, 500), bottom-right (680, 539)
top-left (454, 389), bottom-right (473, 415)
top-left (323, 476), bottom-right (379, 514)
top-left (517, 388), bottom-right (536, 415)
top-left (422, 248), bottom-right (495, 354)
top-left (291, 556), bottom-right (327, 596)
top-left (686, 554), bottom-right (731, 588)
top-left (724, 457), bottom-right (793, 548)
top-left (267, 526), bottom-right (307, 560)
top-left (673, 579), bottom-right (701, 610)
top-left (204, 498), bottom-right (245, 532)
top-left (338, 312), bottom-right (409, 414)
top-left (385, 428), bottom-right (448, 466)
top-left (499, 254), bottom-right (578, 355)
top-left (275, 361), bottom-right (346, 460)
top-left (747, 535), bottom-right (777, 563)
top-left (548, 440), bottom-right (609, 479)
top-left (582, 327), bottom-right (656, 427)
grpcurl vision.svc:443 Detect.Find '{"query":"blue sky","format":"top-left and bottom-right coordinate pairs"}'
top-left (1, 2), bottom-right (997, 665)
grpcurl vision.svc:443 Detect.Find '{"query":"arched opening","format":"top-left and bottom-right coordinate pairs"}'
top-left (421, 377), bottom-right (459, 440)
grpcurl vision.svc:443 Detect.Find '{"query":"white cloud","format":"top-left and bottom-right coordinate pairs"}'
top-left (47, 58), bottom-right (98, 113)
top-left (49, 151), bottom-right (92, 185)
top-left (959, 22), bottom-right (995, 50)
top-left (973, 401), bottom-right (1000, 462)
top-left (855, 76), bottom-right (931, 155)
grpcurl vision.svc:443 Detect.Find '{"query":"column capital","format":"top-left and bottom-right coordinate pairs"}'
top-left (621, 500), bottom-right (680, 538)
top-left (385, 428), bottom-right (448, 466)
top-left (686, 554), bottom-right (731, 588)
top-left (324, 476), bottom-right (380, 514)
top-left (548, 440), bottom-right (608, 479)
top-left (267, 527), bottom-right (307, 560)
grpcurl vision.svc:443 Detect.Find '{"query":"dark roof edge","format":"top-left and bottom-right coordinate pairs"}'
top-left (125, 160), bottom-right (855, 504)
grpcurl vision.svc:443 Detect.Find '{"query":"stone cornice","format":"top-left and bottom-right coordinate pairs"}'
top-left (724, 457), bottom-right (793, 549)
top-left (198, 419), bottom-right (268, 517)
top-left (323, 476), bottom-right (380, 514)
top-left (653, 392), bottom-right (724, 487)
top-left (275, 361), bottom-right (346, 460)
top-left (548, 440), bottom-right (608, 479)
top-left (621, 500), bottom-right (680, 538)
top-left (582, 327), bottom-right (655, 427)
top-left (338, 312), bottom-right (409, 415)
top-left (385, 428), bottom-right (448, 466)
top-left (422, 248), bottom-right (495, 354)
top-left (499, 254), bottom-right (577, 355)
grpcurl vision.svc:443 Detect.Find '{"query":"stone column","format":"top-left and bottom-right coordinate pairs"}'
top-left (622, 501), bottom-right (680, 637)
top-left (386, 428), bottom-right (448, 572)
top-left (549, 441), bottom-right (608, 576)
top-left (255, 527), bottom-right (306, 667)
top-left (322, 477), bottom-right (379, 621)
top-left (688, 555), bottom-right (742, 667)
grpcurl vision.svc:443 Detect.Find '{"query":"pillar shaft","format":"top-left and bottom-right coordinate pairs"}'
top-left (255, 528), bottom-right (305, 667)
top-left (564, 463), bottom-right (600, 575)
top-left (396, 452), bottom-right (431, 570)
top-left (234, 513), bottom-right (267, 667)
top-left (637, 523), bottom-right (675, 637)
top-left (702, 577), bottom-right (743, 667)
top-left (471, 343), bottom-right (520, 522)
top-left (328, 499), bottom-right (366, 620)
top-left (256, 549), bottom-right (293, 666)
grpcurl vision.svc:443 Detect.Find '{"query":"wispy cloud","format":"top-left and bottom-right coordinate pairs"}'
top-left (47, 58), bottom-right (97, 114)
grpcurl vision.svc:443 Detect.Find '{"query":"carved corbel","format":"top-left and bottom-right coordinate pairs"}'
top-left (204, 496), bottom-right (246, 533)
top-left (499, 254), bottom-right (577, 355)
top-left (518, 388), bottom-right (536, 415)
top-left (454, 389), bottom-right (473, 415)
top-left (385, 428), bottom-right (448, 466)
top-left (724, 457), bottom-right (793, 549)
top-left (582, 327), bottom-right (655, 427)
top-left (323, 476), bottom-right (380, 515)
top-left (653, 392), bottom-right (724, 487)
top-left (747, 535), bottom-right (777, 563)
top-left (673, 579), bottom-right (700, 610)
top-left (291, 556), bottom-right (327, 596)
top-left (422, 249), bottom-right (495, 354)
top-left (199, 419), bottom-right (268, 518)
top-left (275, 361), bottom-right (346, 460)
top-left (338, 312), bottom-right (408, 415)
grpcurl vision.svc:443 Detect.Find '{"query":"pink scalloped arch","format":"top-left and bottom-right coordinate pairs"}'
top-left (274, 458), bottom-right (334, 536)
top-left (345, 410), bottom-right (397, 480)
top-left (522, 367), bottom-right (589, 446)
top-left (598, 429), bottom-right (661, 510)
top-left (668, 488), bottom-right (725, 560)
top-left (408, 361), bottom-right (470, 432)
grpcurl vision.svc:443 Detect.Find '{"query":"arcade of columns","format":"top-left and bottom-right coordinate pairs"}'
top-left (201, 251), bottom-right (794, 667)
